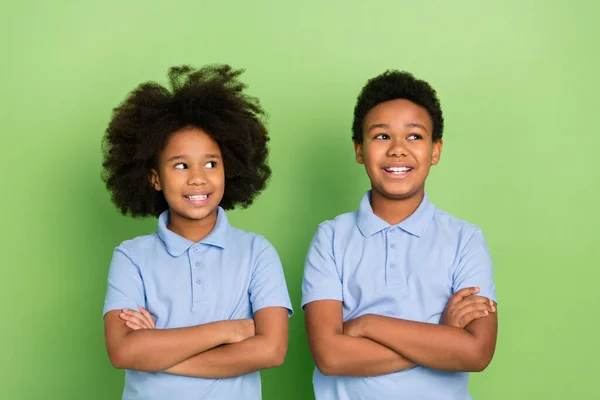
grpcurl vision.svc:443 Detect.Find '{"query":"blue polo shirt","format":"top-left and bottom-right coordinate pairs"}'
top-left (301, 191), bottom-right (496, 400)
top-left (103, 208), bottom-right (293, 400)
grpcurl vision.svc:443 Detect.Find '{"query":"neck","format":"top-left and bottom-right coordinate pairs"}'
top-left (370, 189), bottom-right (425, 226)
top-left (167, 209), bottom-right (219, 243)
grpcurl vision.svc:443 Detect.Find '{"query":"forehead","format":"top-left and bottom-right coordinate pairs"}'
top-left (162, 127), bottom-right (221, 155)
top-left (363, 99), bottom-right (432, 131)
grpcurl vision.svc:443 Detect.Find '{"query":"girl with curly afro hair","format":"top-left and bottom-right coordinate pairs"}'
top-left (101, 64), bottom-right (292, 400)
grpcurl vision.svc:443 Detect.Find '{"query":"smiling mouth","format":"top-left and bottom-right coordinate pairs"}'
top-left (384, 167), bottom-right (413, 174)
top-left (185, 194), bottom-right (208, 201)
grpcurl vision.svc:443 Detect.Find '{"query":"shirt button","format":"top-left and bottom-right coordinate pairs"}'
top-left (195, 278), bottom-right (203, 284)
top-left (193, 247), bottom-right (201, 253)
top-left (390, 263), bottom-right (397, 269)
top-left (195, 260), bottom-right (202, 267)
top-left (390, 243), bottom-right (397, 249)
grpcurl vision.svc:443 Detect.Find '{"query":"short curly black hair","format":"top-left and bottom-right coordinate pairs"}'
top-left (352, 70), bottom-right (444, 143)
top-left (102, 64), bottom-right (271, 217)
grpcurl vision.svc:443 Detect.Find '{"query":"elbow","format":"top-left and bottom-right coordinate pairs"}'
top-left (264, 341), bottom-right (288, 368)
top-left (316, 361), bottom-right (338, 376)
top-left (466, 344), bottom-right (494, 372)
top-left (107, 347), bottom-right (129, 370)
top-left (313, 351), bottom-right (340, 376)
top-left (269, 345), bottom-right (287, 368)
top-left (470, 354), bottom-right (493, 372)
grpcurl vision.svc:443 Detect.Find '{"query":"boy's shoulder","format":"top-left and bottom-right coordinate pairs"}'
top-left (315, 209), bottom-right (360, 237)
top-left (431, 206), bottom-right (484, 237)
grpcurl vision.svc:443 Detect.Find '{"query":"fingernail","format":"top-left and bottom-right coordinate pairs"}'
top-left (484, 311), bottom-right (488, 315)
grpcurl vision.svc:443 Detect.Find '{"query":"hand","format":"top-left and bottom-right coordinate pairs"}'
top-left (441, 287), bottom-right (496, 328)
top-left (228, 319), bottom-right (255, 344)
top-left (343, 315), bottom-right (368, 338)
top-left (120, 306), bottom-right (156, 331)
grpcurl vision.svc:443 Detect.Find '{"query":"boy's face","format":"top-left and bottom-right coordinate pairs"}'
top-left (354, 98), bottom-right (442, 203)
top-left (151, 127), bottom-right (225, 225)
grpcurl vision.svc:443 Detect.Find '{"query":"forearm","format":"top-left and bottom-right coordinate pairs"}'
top-left (165, 334), bottom-right (285, 378)
top-left (312, 334), bottom-right (415, 377)
top-left (111, 321), bottom-right (236, 371)
top-left (362, 315), bottom-right (492, 372)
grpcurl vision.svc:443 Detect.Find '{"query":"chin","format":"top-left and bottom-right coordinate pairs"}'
top-left (174, 206), bottom-right (218, 221)
top-left (376, 186), bottom-right (423, 201)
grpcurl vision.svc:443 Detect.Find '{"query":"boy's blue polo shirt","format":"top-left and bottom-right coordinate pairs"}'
top-left (301, 191), bottom-right (497, 400)
top-left (103, 208), bottom-right (293, 400)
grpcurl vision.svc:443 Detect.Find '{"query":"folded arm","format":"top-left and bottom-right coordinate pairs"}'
top-left (104, 309), bottom-right (252, 372)
top-left (166, 306), bottom-right (289, 378)
top-left (304, 300), bottom-right (416, 376)
top-left (356, 310), bottom-right (498, 372)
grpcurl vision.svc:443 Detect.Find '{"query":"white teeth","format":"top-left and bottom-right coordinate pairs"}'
top-left (386, 167), bottom-right (411, 173)
top-left (187, 195), bottom-right (208, 201)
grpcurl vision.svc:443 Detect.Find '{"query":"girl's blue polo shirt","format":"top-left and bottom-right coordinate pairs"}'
top-left (103, 207), bottom-right (293, 400)
top-left (301, 191), bottom-right (497, 400)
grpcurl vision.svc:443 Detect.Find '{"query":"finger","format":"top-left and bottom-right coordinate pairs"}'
top-left (138, 306), bottom-right (156, 329)
top-left (121, 311), bottom-right (151, 329)
top-left (460, 310), bottom-right (490, 328)
top-left (454, 296), bottom-right (494, 310)
top-left (457, 302), bottom-right (495, 316)
top-left (125, 320), bottom-right (146, 331)
top-left (448, 287), bottom-right (480, 306)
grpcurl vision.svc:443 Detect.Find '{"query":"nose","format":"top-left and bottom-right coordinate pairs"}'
top-left (386, 138), bottom-right (408, 158)
top-left (187, 166), bottom-right (207, 186)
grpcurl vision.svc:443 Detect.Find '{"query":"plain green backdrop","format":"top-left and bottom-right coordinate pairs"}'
top-left (1, 1), bottom-right (599, 399)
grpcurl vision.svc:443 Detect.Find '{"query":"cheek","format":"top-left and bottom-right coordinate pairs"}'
top-left (415, 146), bottom-right (433, 162)
top-left (212, 170), bottom-right (226, 189)
top-left (365, 146), bottom-right (385, 164)
top-left (162, 171), bottom-right (186, 190)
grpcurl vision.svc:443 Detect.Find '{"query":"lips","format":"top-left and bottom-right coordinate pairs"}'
top-left (384, 166), bottom-right (413, 173)
top-left (184, 193), bottom-right (211, 205)
top-left (382, 165), bottom-right (414, 178)
top-left (185, 194), bottom-right (208, 201)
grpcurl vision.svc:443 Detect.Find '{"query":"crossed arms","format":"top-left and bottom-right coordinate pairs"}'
top-left (304, 287), bottom-right (498, 377)
top-left (104, 306), bottom-right (289, 378)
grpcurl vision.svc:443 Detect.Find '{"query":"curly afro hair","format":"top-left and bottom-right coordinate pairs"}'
top-left (102, 64), bottom-right (271, 218)
top-left (352, 70), bottom-right (444, 143)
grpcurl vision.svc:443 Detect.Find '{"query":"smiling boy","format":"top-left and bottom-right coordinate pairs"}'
top-left (302, 71), bottom-right (498, 400)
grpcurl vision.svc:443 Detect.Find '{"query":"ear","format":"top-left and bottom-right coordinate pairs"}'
top-left (431, 139), bottom-right (443, 165)
top-left (354, 141), bottom-right (364, 164)
top-left (150, 168), bottom-right (162, 191)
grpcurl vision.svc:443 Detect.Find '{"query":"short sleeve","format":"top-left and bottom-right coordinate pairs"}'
top-left (453, 228), bottom-right (497, 303)
top-left (249, 241), bottom-right (293, 316)
top-left (301, 225), bottom-right (343, 309)
top-left (102, 245), bottom-right (145, 316)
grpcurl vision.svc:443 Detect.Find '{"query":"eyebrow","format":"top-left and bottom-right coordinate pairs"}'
top-left (367, 123), bottom-right (428, 132)
top-left (166, 154), bottom-right (222, 162)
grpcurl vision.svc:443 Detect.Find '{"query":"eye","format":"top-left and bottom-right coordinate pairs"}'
top-left (174, 163), bottom-right (188, 169)
top-left (407, 134), bottom-right (422, 140)
top-left (374, 133), bottom-right (390, 140)
top-left (205, 161), bottom-right (218, 169)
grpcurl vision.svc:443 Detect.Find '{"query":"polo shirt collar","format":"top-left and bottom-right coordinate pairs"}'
top-left (157, 207), bottom-right (229, 257)
top-left (356, 191), bottom-right (435, 238)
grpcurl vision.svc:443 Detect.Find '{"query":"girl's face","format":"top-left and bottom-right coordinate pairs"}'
top-left (151, 127), bottom-right (225, 230)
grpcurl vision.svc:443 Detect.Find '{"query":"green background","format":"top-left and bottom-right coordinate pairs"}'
top-left (2, 1), bottom-right (598, 399)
